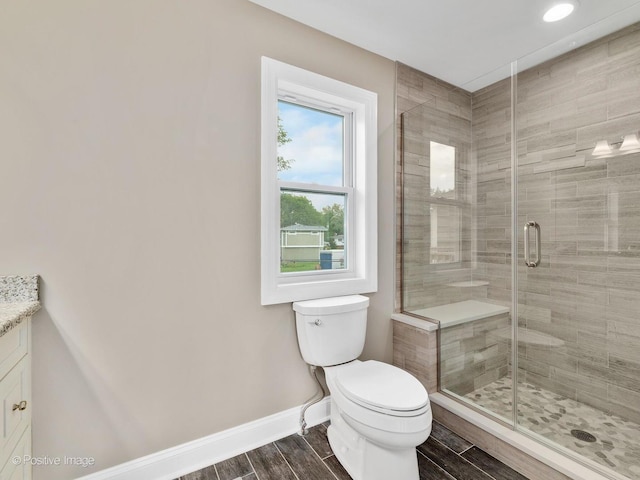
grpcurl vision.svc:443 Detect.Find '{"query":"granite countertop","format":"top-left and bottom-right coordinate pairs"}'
top-left (0, 275), bottom-right (40, 338)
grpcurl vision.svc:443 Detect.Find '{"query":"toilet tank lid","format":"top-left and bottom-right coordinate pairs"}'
top-left (293, 295), bottom-right (369, 315)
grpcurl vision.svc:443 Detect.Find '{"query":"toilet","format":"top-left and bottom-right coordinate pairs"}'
top-left (293, 295), bottom-right (432, 480)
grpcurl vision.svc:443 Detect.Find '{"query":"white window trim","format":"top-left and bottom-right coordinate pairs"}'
top-left (261, 57), bottom-right (377, 305)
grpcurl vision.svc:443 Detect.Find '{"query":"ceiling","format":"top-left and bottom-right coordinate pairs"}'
top-left (249, 0), bottom-right (640, 91)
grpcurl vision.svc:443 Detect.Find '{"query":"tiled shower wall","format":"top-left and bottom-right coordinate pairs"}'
top-left (397, 22), bottom-right (640, 423)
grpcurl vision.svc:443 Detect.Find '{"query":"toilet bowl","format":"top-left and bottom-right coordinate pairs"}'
top-left (292, 295), bottom-right (433, 480)
top-left (324, 360), bottom-right (431, 480)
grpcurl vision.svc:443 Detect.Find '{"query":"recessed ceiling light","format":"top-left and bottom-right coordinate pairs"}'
top-left (543, 3), bottom-right (576, 22)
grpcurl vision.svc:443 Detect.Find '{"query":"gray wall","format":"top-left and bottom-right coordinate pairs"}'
top-left (0, 1), bottom-right (396, 478)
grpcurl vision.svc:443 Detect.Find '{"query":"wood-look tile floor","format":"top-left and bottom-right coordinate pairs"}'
top-left (178, 420), bottom-right (530, 480)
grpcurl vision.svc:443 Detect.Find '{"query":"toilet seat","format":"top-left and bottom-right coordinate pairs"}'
top-left (334, 360), bottom-right (429, 417)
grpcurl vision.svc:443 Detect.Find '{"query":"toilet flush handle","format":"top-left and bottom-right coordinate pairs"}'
top-left (314, 319), bottom-right (322, 326)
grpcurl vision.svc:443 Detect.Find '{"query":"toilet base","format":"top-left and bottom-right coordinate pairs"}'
top-left (327, 408), bottom-right (420, 480)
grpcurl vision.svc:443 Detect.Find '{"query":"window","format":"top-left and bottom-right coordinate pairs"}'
top-left (278, 102), bottom-right (347, 273)
top-left (261, 57), bottom-right (377, 305)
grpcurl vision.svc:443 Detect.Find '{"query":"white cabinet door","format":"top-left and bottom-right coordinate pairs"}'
top-left (0, 427), bottom-right (31, 480)
top-left (0, 358), bottom-right (31, 469)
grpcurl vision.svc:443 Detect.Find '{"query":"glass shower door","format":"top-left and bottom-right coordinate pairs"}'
top-left (514, 31), bottom-right (640, 479)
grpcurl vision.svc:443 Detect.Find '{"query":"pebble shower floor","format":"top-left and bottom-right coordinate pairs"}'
top-left (465, 377), bottom-right (640, 479)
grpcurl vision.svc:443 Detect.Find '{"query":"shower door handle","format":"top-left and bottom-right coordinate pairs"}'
top-left (524, 221), bottom-right (541, 268)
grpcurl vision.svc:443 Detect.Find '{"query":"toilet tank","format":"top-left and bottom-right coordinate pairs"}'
top-left (293, 295), bottom-right (369, 367)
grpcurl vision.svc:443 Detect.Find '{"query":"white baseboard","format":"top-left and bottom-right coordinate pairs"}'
top-left (76, 397), bottom-right (331, 480)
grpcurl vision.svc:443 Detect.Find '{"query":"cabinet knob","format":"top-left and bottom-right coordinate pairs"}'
top-left (12, 400), bottom-right (27, 412)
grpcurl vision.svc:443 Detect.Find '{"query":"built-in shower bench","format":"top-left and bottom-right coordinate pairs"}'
top-left (409, 300), bottom-right (510, 327)
top-left (391, 300), bottom-right (511, 396)
top-left (392, 299), bottom-right (565, 399)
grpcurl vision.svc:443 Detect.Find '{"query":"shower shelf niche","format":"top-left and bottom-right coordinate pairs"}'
top-left (493, 326), bottom-right (565, 348)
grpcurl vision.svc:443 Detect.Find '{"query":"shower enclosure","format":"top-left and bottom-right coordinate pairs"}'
top-left (400, 19), bottom-right (640, 480)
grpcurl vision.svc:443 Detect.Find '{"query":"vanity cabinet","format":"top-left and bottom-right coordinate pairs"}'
top-left (0, 319), bottom-right (31, 480)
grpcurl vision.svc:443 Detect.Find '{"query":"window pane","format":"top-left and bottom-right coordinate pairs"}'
top-left (430, 205), bottom-right (460, 264)
top-left (430, 141), bottom-right (455, 198)
top-left (280, 190), bottom-right (346, 273)
top-left (277, 100), bottom-right (344, 186)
